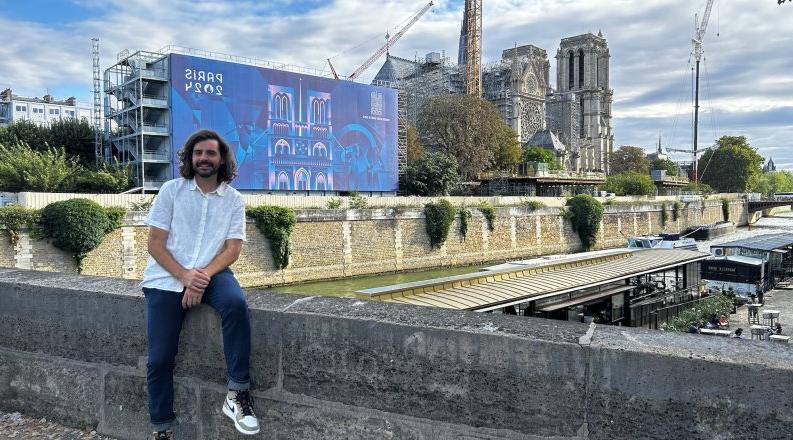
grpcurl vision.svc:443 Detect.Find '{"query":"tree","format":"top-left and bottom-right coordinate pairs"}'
top-left (748, 170), bottom-right (793, 196)
top-left (564, 194), bottom-right (604, 251)
top-left (0, 120), bottom-right (52, 151)
top-left (492, 124), bottom-right (522, 171)
top-left (406, 125), bottom-right (424, 164)
top-left (417, 94), bottom-right (519, 180)
top-left (602, 171), bottom-right (656, 196)
top-left (48, 119), bottom-right (97, 167)
top-left (610, 145), bottom-right (650, 175)
top-left (400, 152), bottom-right (461, 196)
top-left (651, 158), bottom-right (679, 176)
top-left (0, 142), bottom-right (80, 192)
top-left (698, 135), bottom-right (763, 193)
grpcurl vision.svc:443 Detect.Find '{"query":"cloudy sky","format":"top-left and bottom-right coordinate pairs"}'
top-left (1, 0), bottom-right (790, 167)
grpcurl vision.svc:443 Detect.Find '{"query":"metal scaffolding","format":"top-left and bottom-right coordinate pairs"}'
top-left (104, 50), bottom-right (171, 192)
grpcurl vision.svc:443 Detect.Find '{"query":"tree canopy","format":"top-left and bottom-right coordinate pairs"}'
top-left (400, 151), bottom-right (461, 196)
top-left (417, 94), bottom-right (521, 180)
top-left (0, 119), bottom-right (99, 167)
top-left (602, 171), bottom-right (656, 196)
top-left (651, 158), bottom-right (679, 176)
top-left (523, 145), bottom-right (561, 169)
top-left (609, 145), bottom-right (650, 175)
top-left (698, 135), bottom-right (763, 193)
top-left (748, 170), bottom-right (793, 196)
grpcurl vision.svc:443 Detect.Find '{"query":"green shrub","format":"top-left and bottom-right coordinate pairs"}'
top-left (348, 192), bottom-right (368, 209)
top-left (37, 199), bottom-right (124, 268)
top-left (246, 206), bottom-right (297, 269)
top-left (424, 200), bottom-right (456, 249)
top-left (477, 202), bottom-right (496, 232)
top-left (673, 201), bottom-right (682, 221)
top-left (601, 171), bottom-right (656, 196)
top-left (104, 207), bottom-right (127, 231)
top-left (459, 207), bottom-right (472, 240)
top-left (326, 197), bottom-right (343, 209)
top-left (523, 199), bottom-right (545, 211)
top-left (68, 164), bottom-right (132, 193)
top-left (0, 205), bottom-right (39, 244)
top-left (0, 143), bottom-right (80, 192)
top-left (661, 203), bottom-right (668, 227)
top-left (663, 294), bottom-right (734, 332)
top-left (721, 199), bottom-right (730, 221)
top-left (563, 194), bottom-right (604, 251)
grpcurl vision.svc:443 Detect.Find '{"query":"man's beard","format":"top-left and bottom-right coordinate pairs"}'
top-left (195, 162), bottom-right (218, 178)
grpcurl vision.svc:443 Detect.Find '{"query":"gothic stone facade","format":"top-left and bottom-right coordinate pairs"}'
top-left (547, 33), bottom-right (614, 173)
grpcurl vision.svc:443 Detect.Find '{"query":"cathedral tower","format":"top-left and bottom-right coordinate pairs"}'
top-left (550, 32), bottom-right (613, 172)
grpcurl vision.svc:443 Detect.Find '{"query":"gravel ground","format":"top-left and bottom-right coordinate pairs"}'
top-left (0, 411), bottom-right (118, 440)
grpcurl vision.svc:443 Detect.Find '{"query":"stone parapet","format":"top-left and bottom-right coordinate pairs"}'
top-left (1, 268), bottom-right (792, 439)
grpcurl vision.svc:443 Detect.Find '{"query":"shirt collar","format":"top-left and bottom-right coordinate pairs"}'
top-left (187, 178), bottom-right (227, 196)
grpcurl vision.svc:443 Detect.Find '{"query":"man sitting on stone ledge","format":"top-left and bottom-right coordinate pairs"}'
top-left (141, 129), bottom-right (259, 439)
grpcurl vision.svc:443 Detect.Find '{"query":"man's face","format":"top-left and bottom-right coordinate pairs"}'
top-left (192, 139), bottom-right (222, 178)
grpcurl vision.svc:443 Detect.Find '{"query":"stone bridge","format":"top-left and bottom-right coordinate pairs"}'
top-left (1, 268), bottom-right (792, 439)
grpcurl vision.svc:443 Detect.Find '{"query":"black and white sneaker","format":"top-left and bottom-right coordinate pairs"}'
top-left (152, 429), bottom-right (173, 440)
top-left (222, 389), bottom-right (260, 435)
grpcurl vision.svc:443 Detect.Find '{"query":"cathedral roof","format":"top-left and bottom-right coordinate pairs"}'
top-left (372, 54), bottom-right (418, 83)
top-left (527, 129), bottom-right (567, 153)
top-left (763, 156), bottom-right (776, 172)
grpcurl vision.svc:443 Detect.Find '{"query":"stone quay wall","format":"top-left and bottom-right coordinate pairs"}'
top-left (1, 268), bottom-right (792, 440)
top-left (0, 199), bottom-right (748, 288)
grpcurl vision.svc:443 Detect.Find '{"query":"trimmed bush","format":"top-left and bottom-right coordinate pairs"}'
top-left (563, 194), bottom-right (604, 251)
top-left (722, 199), bottom-right (731, 221)
top-left (37, 199), bottom-right (124, 268)
top-left (459, 207), bottom-right (472, 240)
top-left (477, 202), bottom-right (496, 232)
top-left (424, 199), bottom-right (456, 249)
top-left (0, 205), bottom-right (39, 244)
top-left (246, 206), bottom-right (297, 269)
top-left (673, 201), bottom-right (682, 222)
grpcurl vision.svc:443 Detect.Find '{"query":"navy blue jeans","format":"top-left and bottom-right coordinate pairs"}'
top-left (143, 268), bottom-right (251, 431)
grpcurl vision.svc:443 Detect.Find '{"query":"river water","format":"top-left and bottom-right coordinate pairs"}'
top-left (268, 211), bottom-right (793, 298)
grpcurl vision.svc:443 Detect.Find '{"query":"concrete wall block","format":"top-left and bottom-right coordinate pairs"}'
top-left (0, 348), bottom-right (101, 428)
top-left (278, 313), bottom-right (588, 437)
top-left (0, 272), bottom-right (145, 366)
top-left (99, 369), bottom-right (200, 440)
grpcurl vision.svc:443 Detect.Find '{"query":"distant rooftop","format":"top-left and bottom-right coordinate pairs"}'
top-left (0, 88), bottom-right (79, 106)
top-left (357, 248), bottom-right (709, 312)
top-left (713, 233), bottom-right (793, 252)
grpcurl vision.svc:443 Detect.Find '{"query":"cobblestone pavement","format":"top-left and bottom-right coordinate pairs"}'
top-left (0, 411), bottom-right (118, 440)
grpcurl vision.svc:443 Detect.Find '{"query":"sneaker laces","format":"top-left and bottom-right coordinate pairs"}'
top-left (153, 430), bottom-right (172, 440)
top-left (234, 390), bottom-right (255, 417)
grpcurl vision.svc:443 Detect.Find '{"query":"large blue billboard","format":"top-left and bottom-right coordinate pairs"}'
top-left (169, 54), bottom-right (398, 192)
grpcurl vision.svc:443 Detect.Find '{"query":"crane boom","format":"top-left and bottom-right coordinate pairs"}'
top-left (692, 0), bottom-right (715, 62)
top-left (347, 1), bottom-right (434, 81)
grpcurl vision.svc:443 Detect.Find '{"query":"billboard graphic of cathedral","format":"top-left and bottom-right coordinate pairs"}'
top-left (170, 54), bottom-right (398, 191)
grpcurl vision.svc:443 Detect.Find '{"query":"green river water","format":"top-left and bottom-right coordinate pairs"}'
top-left (267, 264), bottom-right (489, 297)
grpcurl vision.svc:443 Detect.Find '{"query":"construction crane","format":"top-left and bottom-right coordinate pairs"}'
top-left (463, 0), bottom-right (482, 96)
top-left (328, 1), bottom-right (434, 81)
top-left (691, 0), bottom-right (715, 183)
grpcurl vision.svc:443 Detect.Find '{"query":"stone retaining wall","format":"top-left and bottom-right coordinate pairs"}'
top-left (0, 199), bottom-right (748, 288)
top-left (1, 268), bottom-right (791, 439)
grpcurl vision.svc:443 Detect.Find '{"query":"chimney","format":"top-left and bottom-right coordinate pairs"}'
top-left (65, 97), bottom-right (77, 106)
top-left (0, 88), bottom-right (11, 100)
top-left (43, 94), bottom-right (53, 103)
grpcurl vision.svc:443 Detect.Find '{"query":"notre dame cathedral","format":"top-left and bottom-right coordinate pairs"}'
top-left (372, 32), bottom-right (614, 173)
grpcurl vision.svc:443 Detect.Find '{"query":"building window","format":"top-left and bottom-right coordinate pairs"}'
top-left (578, 49), bottom-right (585, 88)
top-left (277, 172), bottom-right (289, 190)
top-left (295, 169), bottom-right (309, 191)
top-left (315, 173), bottom-right (327, 191)
top-left (66, 110), bottom-right (75, 117)
top-left (312, 142), bottom-right (327, 157)
top-left (49, 108), bottom-right (60, 115)
top-left (273, 93), bottom-right (290, 120)
top-left (274, 139), bottom-right (290, 155)
top-left (15, 105), bottom-right (27, 112)
top-left (568, 51), bottom-right (575, 89)
top-left (32, 107), bottom-right (43, 114)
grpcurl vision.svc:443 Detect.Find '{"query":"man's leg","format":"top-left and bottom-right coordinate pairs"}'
top-left (144, 288), bottom-right (187, 432)
top-left (201, 268), bottom-right (251, 389)
top-left (201, 269), bottom-right (259, 435)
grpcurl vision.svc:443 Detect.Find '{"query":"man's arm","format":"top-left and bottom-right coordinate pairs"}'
top-left (147, 226), bottom-right (210, 292)
top-left (201, 239), bottom-right (243, 277)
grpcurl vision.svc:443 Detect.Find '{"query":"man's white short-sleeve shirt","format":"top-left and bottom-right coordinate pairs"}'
top-left (141, 178), bottom-right (246, 292)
